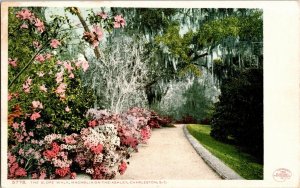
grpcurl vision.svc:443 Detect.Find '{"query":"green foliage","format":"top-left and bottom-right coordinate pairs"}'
top-left (195, 16), bottom-right (240, 47)
top-left (187, 124), bottom-right (263, 179)
top-left (210, 68), bottom-right (263, 161)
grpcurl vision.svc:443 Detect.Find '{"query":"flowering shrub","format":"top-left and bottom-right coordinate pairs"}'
top-left (8, 100), bottom-right (168, 179)
top-left (7, 106), bottom-right (167, 179)
top-left (7, 7), bottom-right (168, 180)
top-left (8, 8), bottom-right (95, 179)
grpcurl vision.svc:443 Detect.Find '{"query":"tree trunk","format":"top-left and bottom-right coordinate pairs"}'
top-left (69, 7), bottom-right (101, 59)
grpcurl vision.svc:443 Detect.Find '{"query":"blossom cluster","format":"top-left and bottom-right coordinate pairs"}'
top-left (16, 8), bottom-right (45, 32)
top-left (83, 12), bottom-right (126, 48)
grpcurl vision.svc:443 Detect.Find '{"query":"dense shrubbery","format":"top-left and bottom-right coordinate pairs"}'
top-left (210, 68), bottom-right (263, 161)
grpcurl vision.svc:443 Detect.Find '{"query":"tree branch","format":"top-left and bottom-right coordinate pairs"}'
top-left (8, 41), bottom-right (49, 88)
top-left (69, 7), bottom-right (101, 59)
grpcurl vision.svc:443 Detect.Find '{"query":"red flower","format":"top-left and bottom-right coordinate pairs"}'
top-left (55, 167), bottom-right (70, 177)
top-left (52, 142), bottom-right (60, 153)
top-left (141, 127), bottom-right (151, 141)
top-left (90, 144), bottom-right (103, 154)
top-left (15, 167), bottom-right (27, 177)
top-left (118, 161), bottom-right (127, 175)
top-left (88, 120), bottom-right (97, 128)
top-left (43, 142), bottom-right (60, 159)
top-left (43, 150), bottom-right (57, 159)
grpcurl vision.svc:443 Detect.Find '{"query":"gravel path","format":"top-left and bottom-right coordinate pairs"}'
top-left (115, 124), bottom-right (221, 180)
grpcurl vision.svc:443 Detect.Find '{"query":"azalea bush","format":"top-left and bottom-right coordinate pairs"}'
top-left (8, 106), bottom-right (158, 179)
top-left (8, 8), bottom-right (96, 140)
top-left (7, 7), bottom-right (169, 180)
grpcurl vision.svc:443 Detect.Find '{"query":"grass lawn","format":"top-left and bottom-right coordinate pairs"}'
top-left (187, 124), bottom-right (263, 179)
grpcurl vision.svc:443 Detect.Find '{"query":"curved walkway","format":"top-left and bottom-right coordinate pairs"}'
top-left (115, 124), bottom-right (221, 180)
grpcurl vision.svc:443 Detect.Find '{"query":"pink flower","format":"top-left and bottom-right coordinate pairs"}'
top-left (92, 25), bottom-right (103, 41)
top-left (28, 132), bottom-right (34, 137)
top-left (64, 135), bottom-right (76, 144)
top-left (50, 39), bottom-right (61, 48)
top-left (56, 83), bottom-right (67, 94)
top-left (75, 61), bottom-right (82, 68)
top-left (114, 22), bottom-right (121, 28)
top-left (30, 112), bottom-right (41, 121)
top-left (8, 153), bottom-right (17, 164)
top-left (39, 172), bottom-right (46, 179)
top-left (8, 93), bottom-right (13, 101)
top-left (20, 23), bottom-right (29, 29)
top-left (63, 61), bottom-right (73, 73)
top-left (56, 60), bottom-right (63, 65)
top-left (39, 84), bottom-right (47, 92)
top-left (18, 148), bottom-right (24, 155)
top-left (32, 101), bottom-right (43, 109)
top-left (70, 172), bottom-right (77, 179)
top-left (81, 60), bottom-right (89, 72)
top-left (69, 73), bottom-right (74, 79)
top-left (88, 120), bottom-right (97, 128)
top-left (35, 54), bottom-right (45, 63)
top-left (8, 58), bottom-right (17, 67)
top-left (65, 106), bottom-right (70, 112)
top-left (33, 41), bottom-right (42, 49)
top-left (35, 18), bottom-right (45, 33)
top-left (114, 15), bottom-right (123, 22)
top-left (114, 15), bottom-right (126, 28)
top-left (12, 122), bottom-right (19, 130)
top-left (55, 71), bottom-right (64, 83)
top-left (97, 12), bottom-right (108, 19)
top-left (16, 9), bottom-right (32, 20)
top-left (23, 83), bottom-right (30, 93)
